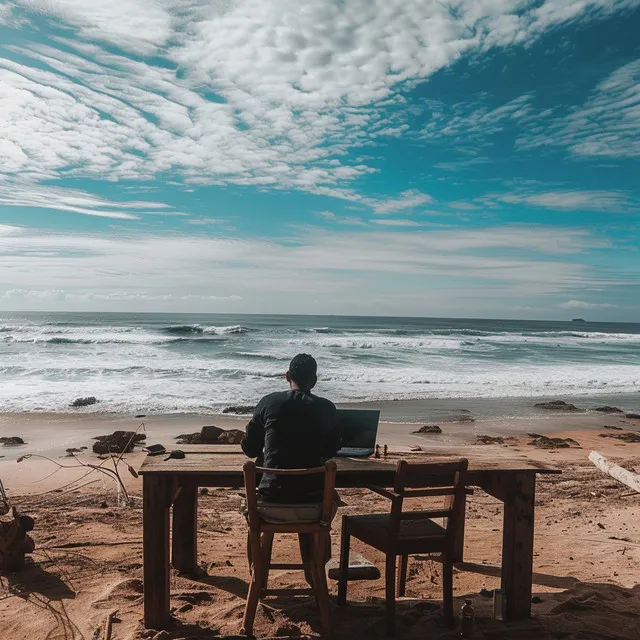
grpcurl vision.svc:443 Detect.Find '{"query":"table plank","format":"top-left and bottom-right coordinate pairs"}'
top-left (140, 449), bottom-right (559, 475)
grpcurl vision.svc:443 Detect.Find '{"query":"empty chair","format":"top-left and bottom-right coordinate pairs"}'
top-left (337, 458), bottom-right (469, 636)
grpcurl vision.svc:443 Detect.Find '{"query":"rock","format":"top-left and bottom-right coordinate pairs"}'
top-left (70, 396), bottom-right (98, 408)
top-left (92, 431), bottom-right (146, 454)
top-left (457, 415), bottom-right (475, 422)
top-left (625, 413), bottom-right (640, 419)
top-left (528, 435), bottom-right (581, 449)
top-left (65, 448), bottom-right (83, 455)
top-left (594, 406), bottom-right (623, 413)
top-left (0, 436), bottom-right (26, 446)
top-left (216, 429), bottom-right (244, 444)
top-left (408, 445), bottom-right (422, 451)
top-left (135, 414), bottom-right (146, 418)
top-left (222, 405), bottom-right (255, 414)
top-left (199, 488), bottom-right (209, 495)
top-left (534, 400), bottom-right (579, 411)
top-left (475, 435), bottom-right (504, 445)
top-left (531, 596), bottom-right (543, 604)
top-left (603, 425), bottom-right (624, 430)
top-left (175, 432), bottom-right (200, 444)
top-left (176, 426), bottom-right (244, 445)
top-left (201, 425), bottom-right (224, 443)
top-left (599, 432), bottom-right (640, 443)
top-left (413, 425), bottom-right (442, 434)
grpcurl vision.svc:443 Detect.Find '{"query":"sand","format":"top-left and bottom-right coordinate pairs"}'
top-left (1, 408), bottom-right (640, 639)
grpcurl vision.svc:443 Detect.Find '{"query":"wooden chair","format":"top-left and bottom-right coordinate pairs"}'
top-left (241, 460), bottom-right (337, 637)
top-left (337, 458), bottom-right (469, 636)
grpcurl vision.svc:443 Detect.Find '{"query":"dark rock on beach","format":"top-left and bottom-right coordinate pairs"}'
top-left (222, 405), bottom-right (255, 415)
top-left (176, 426), bottom-right (244, 445)
top-left (603, 425), bottom-right (624, 430)
top-left (594, 406), bottom-right (623, 414)
top-left (599, 432), bottom-right (640, 443)
top-left (0, 436), bottom-right (26, 446)
top-left (413, 425), bottom-right (442, 434)
top-left (534, 400), bottom-right (579, 411)
top-left (216, 429), bottom-right (244, 444)
top-left (92, 431), bottom-right (146, 454)
top-left (528, 435), bottom-right (581, 449)
top-left (475, 435), bottom-right (505, 445)
top-left (625, 413), bottom-right (640, 420)
top-left (70, 396), bottom-right (99, 408)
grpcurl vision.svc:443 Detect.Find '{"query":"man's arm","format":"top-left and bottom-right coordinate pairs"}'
top-left (241, 400), bottom-right (266, 458)
top-left (321, 404), bottom-right (341, 459)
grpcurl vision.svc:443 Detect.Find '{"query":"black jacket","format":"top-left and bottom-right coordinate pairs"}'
top-left (241, 389), bottom-right (341, 503)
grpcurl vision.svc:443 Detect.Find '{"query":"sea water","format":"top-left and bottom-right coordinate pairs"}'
top-left (0, 312), bottom-right (639, 415)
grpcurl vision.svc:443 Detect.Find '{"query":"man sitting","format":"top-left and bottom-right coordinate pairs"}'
top-left (241, 353), bottom-right (341, 523)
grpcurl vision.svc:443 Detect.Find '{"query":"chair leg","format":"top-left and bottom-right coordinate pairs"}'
top-left (337, 517), bottom-right (350, 605)
top-left (397, 554), bottom-right (408, 598)
top-left (241, 531), bottom-right (263, 636)
top-left (442, 552), bottom-right (454, 627)
top-left (311, 532), bottom-right (332, 637)
top-left (385, 553), bottom-right (397, 636)
top-left (298, 533), bottom-right (314, 588)
top-left (260, 532), bottom-right (274, 594)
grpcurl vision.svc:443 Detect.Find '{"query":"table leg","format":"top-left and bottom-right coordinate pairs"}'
top-left (143, 475), bottom-right (171, 630)
top-left (501, 472), bottom-right (536, 620)
top-left (172, 485), bottom-right (198, 574)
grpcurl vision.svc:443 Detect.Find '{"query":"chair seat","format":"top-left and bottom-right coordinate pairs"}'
top-left (346, 514), bottom-right (447, 553)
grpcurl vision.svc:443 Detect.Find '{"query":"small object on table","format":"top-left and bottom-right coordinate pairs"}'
top-left (144, 444), bottom-right (167, 456)
top-left (460, 598), bottom-right (475, 637)
top-left (163, 450), bottom-right (185, 461)
top-left (374, 444), bottom-right (380, 459)
top-left (383, 444), bottom-right (388, 457)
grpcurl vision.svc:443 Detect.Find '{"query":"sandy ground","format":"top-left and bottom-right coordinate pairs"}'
top-left (1, 410), bottom-right (640, 639)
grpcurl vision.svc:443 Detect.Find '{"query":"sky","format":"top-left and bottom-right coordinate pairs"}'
top-left (0, 0), bottom-right (639, 321)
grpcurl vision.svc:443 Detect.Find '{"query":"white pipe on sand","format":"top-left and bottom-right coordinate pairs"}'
top-left (589, 451), bottom-right (640, 494)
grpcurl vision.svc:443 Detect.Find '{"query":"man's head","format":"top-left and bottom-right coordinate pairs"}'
top-left (286, 353), bottom-right (317, 391)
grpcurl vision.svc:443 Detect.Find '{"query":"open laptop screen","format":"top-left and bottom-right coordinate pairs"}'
top-left (336, 409), bottom-right (380, 450)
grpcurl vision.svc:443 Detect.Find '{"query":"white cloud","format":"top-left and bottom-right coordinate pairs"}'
top-left (518, 58), bottom-right (640, 159)
top-left (560, 300), bottom-right (616, 309)
top-left (369, 190), bottom-right (432, 214)
top-left (490, 188), bottom-right (636, 213)
top-left (0, 179), bottom-right (178, 219)
top-left (1, 0), bottom-right (636, 197)
top-left (372, 219), bottom-right (421, 227)
top-left (0, 222), bottom-right (616, 315)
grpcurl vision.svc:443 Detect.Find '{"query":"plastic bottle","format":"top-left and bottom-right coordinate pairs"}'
top-left (459, 599), bottom-right (475, 637)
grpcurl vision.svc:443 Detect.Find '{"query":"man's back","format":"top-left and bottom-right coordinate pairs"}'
top-left (241, 388), bottom-right (340, 503)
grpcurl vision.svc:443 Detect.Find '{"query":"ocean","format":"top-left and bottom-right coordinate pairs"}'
top-left (0, 312), bottom-right (639, 415)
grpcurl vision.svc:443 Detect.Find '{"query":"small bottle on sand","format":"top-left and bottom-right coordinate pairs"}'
top-left (374, 444), bottom-right (380, 458)
top-left (460, 599), bottom-right (475, 637)
top-left (383, 444), bottom-right (388, 457)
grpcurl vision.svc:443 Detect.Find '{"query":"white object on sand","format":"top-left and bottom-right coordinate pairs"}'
top-left (589, 451), bottom-right (640, 494)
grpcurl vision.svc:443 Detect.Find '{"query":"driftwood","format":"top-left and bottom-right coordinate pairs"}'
top-left (102, 609), bottom-right (117, 640)
top-left (0, 507), bottom-right (35, 571)
top-left (588, 451), bottom-right (640, 495)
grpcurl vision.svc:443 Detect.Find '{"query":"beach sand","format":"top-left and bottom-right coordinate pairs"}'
top-left (1, 406), bottom-right (640, 639)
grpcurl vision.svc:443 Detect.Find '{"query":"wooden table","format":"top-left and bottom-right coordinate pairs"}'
top-left (139, 445), bottom-right (559, 630)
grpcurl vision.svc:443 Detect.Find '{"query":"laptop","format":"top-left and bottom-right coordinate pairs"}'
top-left (335, 409), bottom-right (380, 457)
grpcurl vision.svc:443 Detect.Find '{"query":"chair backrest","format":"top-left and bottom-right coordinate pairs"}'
top-left (243, 460), bottom-right (337, 529)
top-left (390, 458), bottom-right (468, 541)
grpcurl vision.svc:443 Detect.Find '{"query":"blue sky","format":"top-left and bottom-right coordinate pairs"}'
top-left (0, 0), bottom-right (639, 320)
